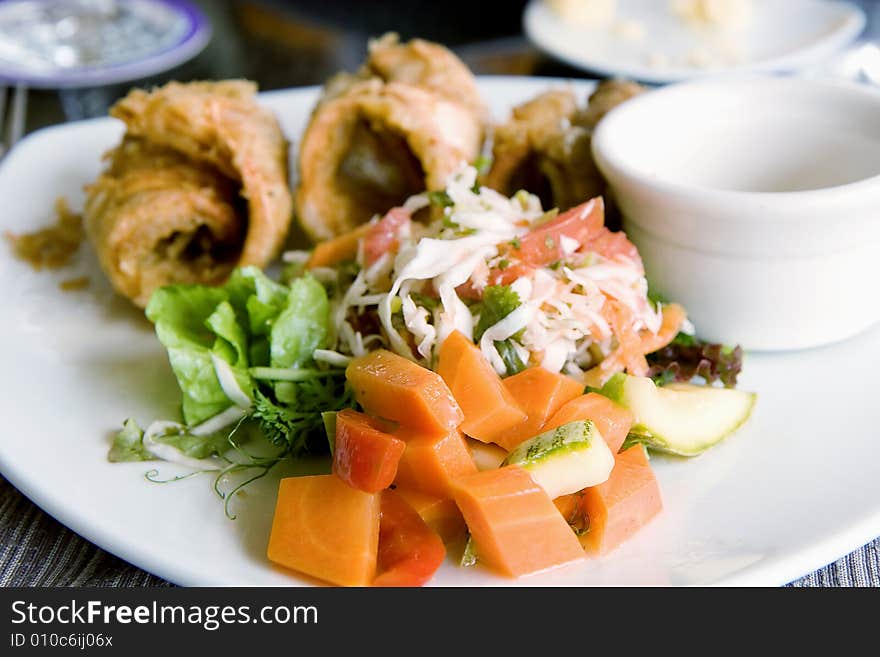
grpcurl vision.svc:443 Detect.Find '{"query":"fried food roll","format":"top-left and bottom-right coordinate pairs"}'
top-left (296, 35), bottom-right (485, 242)
top-left (484, 80), bottom-right (645, 213)
top-left (85, 80), bottom-right (293, 307)
top-left (84, 138), bottom-right (244, 307)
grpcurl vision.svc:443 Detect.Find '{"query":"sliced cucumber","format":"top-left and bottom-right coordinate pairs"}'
top-left (600, 373), bottom-right (756, 456)
top-left (466, 437), bottom-right (508, 471)
top-left (501, 420), bottom-right (614, 499)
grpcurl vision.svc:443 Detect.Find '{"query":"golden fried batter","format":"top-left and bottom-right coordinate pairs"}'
top-left (296, 35), bottom-right (485, 242)
top-left (85, 138), bottom-right (244, 307)
top-left (84, 80), bottom-right (292, 307)
top-left (110, 80), bottom-right (292, 267)
top-left (484, 80), bottom-right (645, 213)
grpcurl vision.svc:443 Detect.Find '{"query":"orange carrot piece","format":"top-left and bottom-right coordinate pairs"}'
top-left (452, 466), bottom-right (585, 578)
top-left (346, 349), bottom-right (464, 435)
top-left (333, 409), bottom-right (406, 493)
top-left (393, 428), bottom-right (477, 498)
top-left (639, 303), bottom-right (687, 355)
top-left (543, 392), bottom-right (635, 454)
top-left (495, 367), bottom-right (584, 450)
top-left (579, 445), bottom-right (662, 555)
top-left (437, 330), bottom-right (526, 443)
top-left (395, 488), bottom-right (467, 544)
top-left (267, 475), bottom-right (381, 586)
top-left (373, 490), bottom-right (447, 587)
top-left (306, 223), bottom-right (371, 269)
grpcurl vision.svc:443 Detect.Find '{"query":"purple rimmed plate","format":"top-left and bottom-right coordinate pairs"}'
top-left (0, 0), bottom-right (211, 88)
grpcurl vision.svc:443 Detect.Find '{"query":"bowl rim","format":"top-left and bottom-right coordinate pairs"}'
top-left (592, 75), bottom-right (880, 211)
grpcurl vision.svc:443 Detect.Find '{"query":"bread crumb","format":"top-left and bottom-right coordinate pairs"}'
top-left (5, 198), bottom-right (84, 270)
top-left (59, 276), bottom-right (90, 291)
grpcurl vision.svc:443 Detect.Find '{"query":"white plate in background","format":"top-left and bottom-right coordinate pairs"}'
top-left (0, 77), bottom-right (878, 586)
top-left (524, 0), bottom-right (867, 83)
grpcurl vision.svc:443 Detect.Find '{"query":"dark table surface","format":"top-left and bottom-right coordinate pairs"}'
top-left (2, 0), bottom-right (879, 587)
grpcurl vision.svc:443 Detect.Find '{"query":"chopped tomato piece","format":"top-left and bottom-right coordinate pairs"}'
top-left (333, 409), bottom-right (406, 493)
top-left (363, 207), bottom-right (411, 267)
top-left (373, 489), bottom-right (446, 587)
top-left (511, 198), bottom-right (604, 267)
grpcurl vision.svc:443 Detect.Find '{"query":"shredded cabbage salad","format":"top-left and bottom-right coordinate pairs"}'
top-left (293, 164), bottom-right (671, 382)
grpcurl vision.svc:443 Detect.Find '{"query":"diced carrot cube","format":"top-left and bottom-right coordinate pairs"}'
top-left (543, 392), bottom-right (635, 454)
top-left (346, 349), bottom-right (464, 435)
top-left (267, 475), bottom-right (381, 586)
top-left (393, 428), bottom-right (477, 498)
top-left (451, 466), bottom-right (585, 578)
top-left (580, 445), bottom-right (662, 555)
top-left (494, 367), bottom-right (584, 450)
top-left (395, 488), bottom-right (467, 544)
top-left (306, 223), bottom-right (370, 269)
top-left (437, 330), bottom-right (526, 443)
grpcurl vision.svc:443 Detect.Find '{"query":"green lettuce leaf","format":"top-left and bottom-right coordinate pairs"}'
top-left (146, 285), bottom-right (234, 425)
top-left (153, 426), bottom-right (232, 459)
top-left (108, 418), bottom-right (152, 462)
top-left (270, 275), bottom-right (329, 369)
top-left (225, 266), bottom-right (289, 338)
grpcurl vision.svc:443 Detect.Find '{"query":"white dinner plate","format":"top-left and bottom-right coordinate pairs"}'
top-left (1, 77), bottom-right (878, 587)
top-left (524, 0), bottom-right (867, 84)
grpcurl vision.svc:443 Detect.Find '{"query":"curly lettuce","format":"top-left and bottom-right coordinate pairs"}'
top-left (647, 333), bottom-right (743, 388)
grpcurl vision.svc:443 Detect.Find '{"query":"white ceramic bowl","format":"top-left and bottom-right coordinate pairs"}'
top-left (592, 76), bottom-right (880, 351)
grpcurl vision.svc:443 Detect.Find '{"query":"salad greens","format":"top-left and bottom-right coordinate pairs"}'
top-left (110, 266), bottom-right (354, 515)
top-left (647, 332), bottom-right (743, 388)
top-left (473, 285), bottom-right (527, 376)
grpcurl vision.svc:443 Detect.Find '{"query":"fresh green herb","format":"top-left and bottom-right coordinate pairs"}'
top-left (474, 285), bottom-right (521, 341)
top-left (496, 340), bottom-right (527, 376)
top-left (428, 190), bottom-right (454, 208)
top-left (410, 292), bottom-right (440, 311)
top-left (322, 411), bottom-right (338, 456)
top-left (549, 260), bottom-right (563, 271)
top-left (672, 332), bottom-right (697, 347)
top-left (509, 237), bottom-right (521, 250)
top-left (473, 153), bottom-right (492, 176)
top-left (497, 258), bottom-right (510, 271)
top-left (250, 381), bottom-right (350, 456)
top-left (473, 285), bottom-right (527, 376)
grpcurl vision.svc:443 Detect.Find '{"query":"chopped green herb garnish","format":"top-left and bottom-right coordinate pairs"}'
top-left (428, 190), bottom-right (454, 207)
top-left (473, 154), bottom-right (493, 175)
